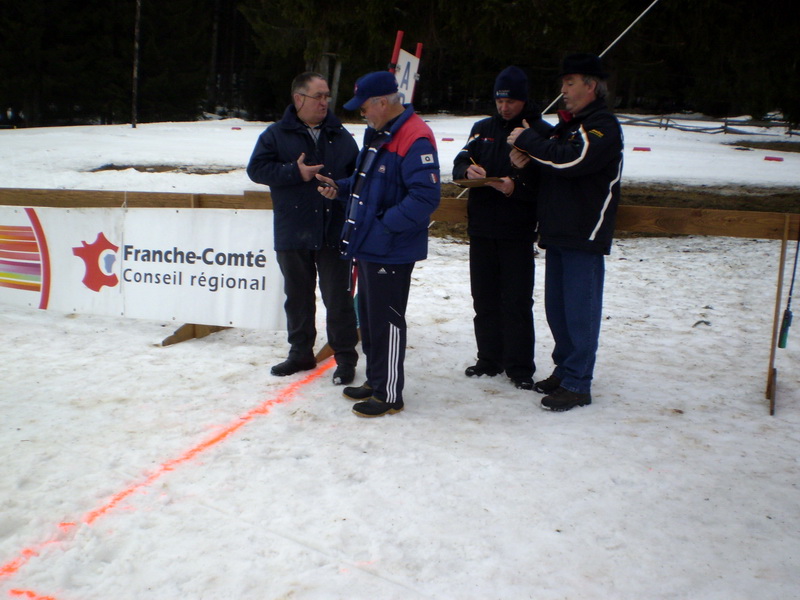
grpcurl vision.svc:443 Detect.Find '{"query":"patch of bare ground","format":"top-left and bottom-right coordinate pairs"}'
top-left (90, 164), bottom-right (238, 175)
top-left (727, 140), bottom-right (800, 154)
top-left (620, 183), bottom-right (800, 213)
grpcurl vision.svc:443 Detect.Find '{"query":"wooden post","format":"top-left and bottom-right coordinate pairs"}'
top-left (766, 214), bottom-right (791, 415)
top-left (162, 323), bottom-right (230, 346)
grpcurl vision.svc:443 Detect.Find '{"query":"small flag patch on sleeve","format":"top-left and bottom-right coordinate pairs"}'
top-left (421, 153), bottom-right (434, 164)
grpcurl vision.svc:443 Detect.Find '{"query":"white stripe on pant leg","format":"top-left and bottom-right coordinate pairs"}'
top-left (386, 323), bottom-right (400, 403)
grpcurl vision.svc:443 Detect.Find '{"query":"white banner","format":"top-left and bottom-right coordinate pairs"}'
top-left (394, 48), bottom-right (420, 104)
top-left (0, 206), bottom-right (286, 330)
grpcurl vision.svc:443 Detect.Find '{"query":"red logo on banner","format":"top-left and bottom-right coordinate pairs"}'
top-left (72, 233), bottom-right (120, 292)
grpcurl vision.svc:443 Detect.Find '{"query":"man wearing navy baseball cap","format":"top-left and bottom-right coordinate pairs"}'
top-left (317, 71), bottom-right (441, 418)
top-left (342, 71), bottom-right (397, 111)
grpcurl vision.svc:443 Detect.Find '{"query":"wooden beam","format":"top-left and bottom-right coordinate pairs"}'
top-left (162, 323), bottom-right (230, 346)
top-left (431, 196), bottom-right (468, 224)
top-left (615, 206), bottom-right (799, 240)
top-left (3, 187), bottom-right (796, 240)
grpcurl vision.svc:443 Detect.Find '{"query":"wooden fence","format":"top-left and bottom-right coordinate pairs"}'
top-left (0, 187), bottom-right (797, 240)
top-left (2, 187), bottom-right (798, 414)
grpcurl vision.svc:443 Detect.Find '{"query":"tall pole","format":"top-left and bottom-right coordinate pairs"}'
top-left (542, 0), bottom-right (663, 114)
top-left (132, 0), bottom-right (141, 128)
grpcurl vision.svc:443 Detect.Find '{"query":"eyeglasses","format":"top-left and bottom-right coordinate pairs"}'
top-left (299, 92), bottom-right (332, 102)
top-left (359, 97), bottom-right (381, 115)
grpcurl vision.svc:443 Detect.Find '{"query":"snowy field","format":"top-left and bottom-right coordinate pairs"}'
top-left (1, 114), bottom-right (799, 599)
top-left (1, 113), bottom-right (799, 193)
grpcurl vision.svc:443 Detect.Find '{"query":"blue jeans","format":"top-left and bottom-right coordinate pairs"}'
top-left (544, 245), bottom-right (605, 394)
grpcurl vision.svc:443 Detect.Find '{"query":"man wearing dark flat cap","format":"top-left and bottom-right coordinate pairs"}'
top-left (508, 53), bottom-right (623, 412)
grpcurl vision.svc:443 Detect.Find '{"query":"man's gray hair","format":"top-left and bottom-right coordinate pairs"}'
top-left (367, 92), bottom-right (402, 106)
top-left (291, 71), bottom-right (326, 96)
top-left (583, 75), bottom-right (608, 99)
top-left (374, 92), bottom-right (402, 105)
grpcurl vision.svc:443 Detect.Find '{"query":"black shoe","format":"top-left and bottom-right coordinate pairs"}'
top-left (270, 358), bottom-right (316, 377)
top-left (465, 362), bottom-right (503, 377)
top-left (534, 374), bottom-right (562, 394)
top-left (332, 365), bottom-right (355, 385)
top-left (352, 397), bottom-right (404, 418)
top-left (511, 376), bottom-right (533, 390)
top-left (541, 387), bottom-right (592, 412)
top-left (342, 382), bottom-right (373, 401)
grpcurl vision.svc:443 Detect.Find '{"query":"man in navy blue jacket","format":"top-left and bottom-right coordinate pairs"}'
top-left (317, 71), bottom-right (440, 418)
top-left (247, 72), bottom-right (359, 385)
top-left (508, 54), bottom-right (623, 412)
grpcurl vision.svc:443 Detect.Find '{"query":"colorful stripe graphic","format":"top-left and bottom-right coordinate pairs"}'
top-left (0, 225), bottom-right (41, 292)
top-left (0, 209), bottom-right (51, 308)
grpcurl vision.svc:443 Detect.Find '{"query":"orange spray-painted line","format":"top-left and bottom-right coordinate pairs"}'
top-left (9, 589), bottom-right (59, 600)
top-left (0, 359), bottom-right (334, 582)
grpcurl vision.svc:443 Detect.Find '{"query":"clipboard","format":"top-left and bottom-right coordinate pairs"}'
top-left (453, 177), bottom-right (503, 188)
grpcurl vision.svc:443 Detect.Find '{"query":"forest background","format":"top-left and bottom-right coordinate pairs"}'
top-left (1, 0), bottom-right (799, 128)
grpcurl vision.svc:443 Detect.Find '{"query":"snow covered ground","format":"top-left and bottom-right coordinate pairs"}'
top-left (1, 114), bottom-right (799, 599)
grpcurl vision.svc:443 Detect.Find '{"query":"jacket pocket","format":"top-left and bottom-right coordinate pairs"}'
top-left (360, 220), bottom-right (393, 256)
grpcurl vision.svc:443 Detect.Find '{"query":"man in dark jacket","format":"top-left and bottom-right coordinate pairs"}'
top-left (317, 71), bottom-right (440, 418)
top-left (453, 66), bottom-right (541, 390)
top-left (508, 54), bottom-right (623, 411)
top-left (247, 72), bottom-right (359, 384)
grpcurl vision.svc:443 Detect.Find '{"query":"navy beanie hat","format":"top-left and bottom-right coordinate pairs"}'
top-left (494, 66), bottom-right (528, 102)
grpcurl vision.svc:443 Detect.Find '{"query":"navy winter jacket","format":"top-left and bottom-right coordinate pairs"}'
top-left (452, 106), bottom-right (541, 240)
top-left (246, 105), bottom-right (359, 251)
top-left (335, 105), bottom-right (440, 264)
top-left (511, 98), bottom-right (623, 255)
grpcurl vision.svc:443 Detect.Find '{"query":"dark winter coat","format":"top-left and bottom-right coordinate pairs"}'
top-left (511, 98), bottom-right (623, 255)
top-left (246, 105), bottom-right (359, 251)
top-left (452, 106), bottom-right (542, 240)
top-left (335, 105), bottom-right (440, 264)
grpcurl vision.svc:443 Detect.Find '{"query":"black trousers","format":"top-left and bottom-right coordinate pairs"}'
top-left (358, 260), bottom-right (414, 405)
top-left (275, 248), bottom-right (358, 368)
top-left (469, 236), bottom-right (536, 379)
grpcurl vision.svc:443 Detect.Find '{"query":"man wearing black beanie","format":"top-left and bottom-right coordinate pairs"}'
top-left (453, 66), bottom-right (545, 390)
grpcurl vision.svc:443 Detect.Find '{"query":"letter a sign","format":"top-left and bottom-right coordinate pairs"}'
top-left (394, 49), bottom-right (420, 104)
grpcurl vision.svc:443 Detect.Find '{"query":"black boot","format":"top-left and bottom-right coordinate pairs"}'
top-left (465, 360), bottom-right (503, 377)
top-left (510, 375), bottom-right (533, 390)
top-left (271, 357), bottom-right (316, 377)
top-left (541, 387), bottom-right (592, 412)
top-left (352, 397), bottom-right (404, 417)
top-left (342, 382), bottom-right (373, 401)
top-left (534, 373), bottom-right (562, 394)
top-left (332, 365), bottom-right (355, 385)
